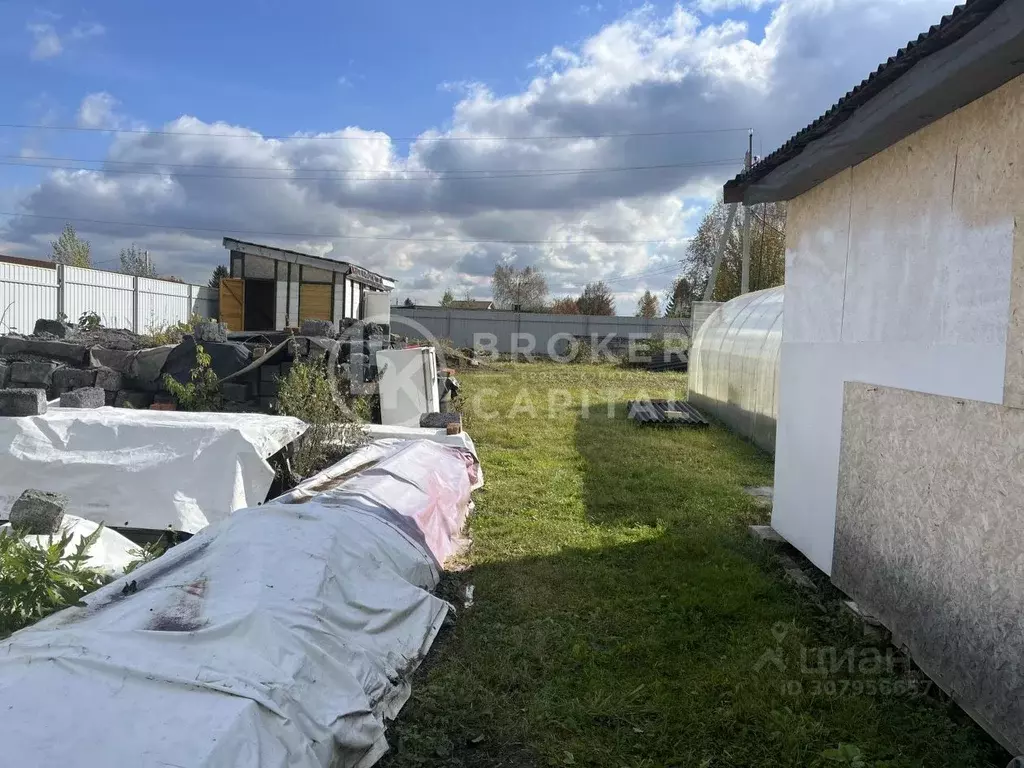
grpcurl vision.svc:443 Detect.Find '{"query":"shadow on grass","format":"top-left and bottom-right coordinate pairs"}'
top-left (380, 401), bottom-right (1008, 768)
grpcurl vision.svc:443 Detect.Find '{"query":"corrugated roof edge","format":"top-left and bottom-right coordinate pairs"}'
top-left (723, 0), bottom-right (1006, 204)
top-left (222, 237), bottom-right (396, 285)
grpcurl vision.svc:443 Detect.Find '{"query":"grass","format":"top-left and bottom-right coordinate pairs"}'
top-left (381, 362), bottom-right (1007, 768)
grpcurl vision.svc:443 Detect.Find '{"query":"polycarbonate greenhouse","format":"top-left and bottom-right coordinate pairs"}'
top-left (688, 286), bottom-right (782, 453)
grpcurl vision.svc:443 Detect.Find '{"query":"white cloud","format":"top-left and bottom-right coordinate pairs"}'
top-left (693, 0), bottom-right (777, 14)
top-left (70, 22), bottom-right (106, 40)
top-left (76, 92), bottom-right (121, 129)
top-left (27, 23), bottom-right (62, 60)
top-left (5, 0), bottom-right (956, 305)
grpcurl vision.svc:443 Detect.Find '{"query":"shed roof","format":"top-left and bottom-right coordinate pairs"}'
top-left (222, 238), bottom-right (395, 290)
top-left (724, 0), bottom-right (1022, 205)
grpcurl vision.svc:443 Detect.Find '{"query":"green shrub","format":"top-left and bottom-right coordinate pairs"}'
top-left (139, 312), bottom-right (206, 348)
top-left (163, 343), bottom-right (221, 411)
top-left (77, 310), bottom-right (102, 331)
top-left (0, 526), bottom-right (108, 637)
top-left (277, 360), bottom-right (366, 478)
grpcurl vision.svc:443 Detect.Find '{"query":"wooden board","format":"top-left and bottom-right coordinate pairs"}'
top-left (299, 283), bottom-right (332, 322)
top-left (219, 278), bottom-right (244, 331)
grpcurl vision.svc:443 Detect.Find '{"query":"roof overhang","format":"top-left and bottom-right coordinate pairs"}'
top-left (222, 237), bottom-right (394, 291)
top-left (724, 0), bottom-right (1024, 205)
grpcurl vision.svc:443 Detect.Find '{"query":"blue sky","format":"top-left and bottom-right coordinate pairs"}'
top-left (0, 0), bottom-right (953, 308)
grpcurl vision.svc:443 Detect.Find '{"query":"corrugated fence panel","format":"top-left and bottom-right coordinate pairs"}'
top-left (392, 308), bottom-right (691, 353)
top-left (64, 266), bottom-right (135, 330)
top-left (0, 262), bottom-right (58, 334)
top-left (193, 286), bottom-right (218, 322)
top-left (138, 277), bottom-right (191, 333)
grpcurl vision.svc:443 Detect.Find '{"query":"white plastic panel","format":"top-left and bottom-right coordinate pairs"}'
top-left (377, 347), bottom-right (440, 427)
top-left (275, 276), bottom-right (288, 329)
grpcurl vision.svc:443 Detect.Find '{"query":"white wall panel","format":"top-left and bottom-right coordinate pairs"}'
top-left (275, 277), bottom-right (288, 330)
top-left (0, 263), bottom-right (58, 334)
top-left (137, 277), bottom-right (191, 333)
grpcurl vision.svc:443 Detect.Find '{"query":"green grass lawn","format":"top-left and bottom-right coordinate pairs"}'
top-left (381, 362), bottom-right (1006, 768)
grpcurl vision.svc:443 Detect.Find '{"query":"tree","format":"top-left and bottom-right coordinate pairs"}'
top-left (492, 264), bottom-right (548, 311)
top-left (636, 290), bottom-right (659, 318)
top-left (50, 223), bottom-right (91, 267)
top-left (549, 296), bottom-right (580, 315)
top-left (440, 289), bottom-right (455, 307)
top-left (119, 243), bottom-right (157, 277)
top-left (576, 281), bottom-right (616, 316)
top-left (664, 277), bottom-right (693, 317)
top-left (208, 265), bottom-right (229, 291)
top-left (403, 297), bottom-right (416, 308)
top-left (681, 200), bottom-right (787, 303)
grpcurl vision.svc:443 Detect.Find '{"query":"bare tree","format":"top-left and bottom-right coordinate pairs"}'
top-left (50, 223), bottom-right (91, 267)
top-left (492, 264), bottom-right (548, 311)
top-left (636, 290), bottom-right (660, 318)
top-left (119, 243), bottom-right (157, 277)
top-left (549, 296), bottom-right (580, 315)
top-left (576, 281), bottom-right (616, 316)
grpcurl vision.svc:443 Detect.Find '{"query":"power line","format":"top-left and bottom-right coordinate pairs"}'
top-left (0, 123), bottom-right (754, 142)
top-left (0, 210), bottom-right (688, 246)
top-left (0, 157), bottom-right (744, 182)
top-left (0, 153), bottom-right (742, 176)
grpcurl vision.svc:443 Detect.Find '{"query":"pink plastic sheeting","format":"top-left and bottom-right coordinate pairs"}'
top-left (0, 438), bottom-right (480, 768)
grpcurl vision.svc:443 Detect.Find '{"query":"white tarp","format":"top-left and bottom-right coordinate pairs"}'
top-left (0, 407), bottom-right (306, 532)
top-left (0, 439), bottom-right (478, 768)
top-left (1, 514), bottom-right (139, 576)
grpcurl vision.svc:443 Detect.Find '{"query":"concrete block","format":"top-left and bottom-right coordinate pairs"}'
top-left (193, 320), bottom-right (228, 343)
top-left (0, 362), bottom-right (8, 388)
top-left (338, 340), bottom-right (362, 363)
top-left (300, 319), bottom-right (335, 337)
top-left (94, 367), bottom-right (124, 392)
top-left (53, 367), bottom-right (97, 392)
top-left (260, 364), bottom-right (281, 383)
top-left (33, 319), bottom-right (74, 338)
top-left (259, 379), bottom-right (279, 397)
top-left (59, 387), bottom-right (105, 409)
top-left (9, 489), bottom-right (67, 534)
top-left (0, 337), bottom-right (90, 366)
top-left (363, 323), bottom-right (386, 341)
top-left (420, 412), bottom-right (462, 429)
top-left (114, 390), bottom-right (154, 409)
top-left (749, 525), bottom-right (786, 543)
top-left (0, 388), bottom-right (46, 417)
top-left (221, 382), bottom-right (250, 403)
top-left (259, 396), bottom-right (278, 412)
top-left (11, 360), bottom-right (58, 386)
top-left (104, 390), bottom-right (116, 406)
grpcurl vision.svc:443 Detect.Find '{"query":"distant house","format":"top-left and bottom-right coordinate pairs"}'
top-left (449, 299), bottom-right (493, 310)
top-left (221, 238), bottom-right (394, 331)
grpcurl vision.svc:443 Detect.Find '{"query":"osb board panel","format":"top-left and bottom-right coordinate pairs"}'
top-left (833, 382), bottom-right (1024, 754)
top-left (299, 283), bottom-right (332, 322)
top-left (219, 278), bottom-right (244, 332)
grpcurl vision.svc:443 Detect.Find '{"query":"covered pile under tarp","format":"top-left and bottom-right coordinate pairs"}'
top-left (0, 408), bottom-right (306, 532)
top-left (0, 438), bottom-right (478, 768)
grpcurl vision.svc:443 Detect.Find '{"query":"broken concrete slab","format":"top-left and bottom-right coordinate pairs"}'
top-left (9, 489), bottom-right (68, 534)
top-left (300, 320), bottom-right (335, 337)
top-left (221, 382), bottom-right (250, 403)
top-left (59, 387), bottom-right (105, 409)
top-left (194, 321), bottom-right (228, 343)
top-left (0, 388), bottom-right (46, 417)
top-left (420, 412), bottom-right (462, 429)
top-left (89, 347), bottom-right (134, 373)
top-left (93, 367), bottom-right (124, 392)
top-left (53, 367), bottom-right (98, 392)
top-left (0, 337), bottom-right (90, 366)
top-left (32, 319), bottom-right (74, 338)
top-left (748, 525), bottom-right (786, 543)
top-left (10, 360), bottom-right (58, 387)
top-left (128, 346), bottom-right (174, 383)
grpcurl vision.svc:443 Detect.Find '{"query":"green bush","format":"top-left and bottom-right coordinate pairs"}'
top-left (0, 526), bottom-right (108, 637)
top-left (277, 360), bottom-right (366, 478)
top-left (139, 312), bottom-right (206, 348)
top-left (163, 343), bottom-right (221, 411)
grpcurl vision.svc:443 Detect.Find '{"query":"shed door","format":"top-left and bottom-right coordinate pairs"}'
top-left (299, 283), bottom-right (332, 322)
top-left (219, 278), bottom-right (245, 331)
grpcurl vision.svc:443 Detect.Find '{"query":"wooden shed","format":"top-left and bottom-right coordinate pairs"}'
top-left (219, 238), bottom-right (394, 331)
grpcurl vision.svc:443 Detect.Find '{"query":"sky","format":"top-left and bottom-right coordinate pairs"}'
top-left (0, 0), bottom-right (960, 311)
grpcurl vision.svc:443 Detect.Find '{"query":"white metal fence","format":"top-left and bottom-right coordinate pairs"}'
top-left (392, 307), bottom-right (691, 354)
top-left (0, 261), bottom-right (216, 335)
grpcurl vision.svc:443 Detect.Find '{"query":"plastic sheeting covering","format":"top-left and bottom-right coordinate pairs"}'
top-left (688, 286), bottom-right (783, 453)
top-left (0, 408), bottom-right (307, 532)
top-left (1, 514), bottom-right (138, 576)
top-left (0, 439), bottom-right (478, 768)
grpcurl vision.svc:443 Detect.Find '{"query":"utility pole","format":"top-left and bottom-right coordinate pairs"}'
top-left (740, 130), bottom-right (753, 295)
top-left (704, 204), bottom-right (737, 302)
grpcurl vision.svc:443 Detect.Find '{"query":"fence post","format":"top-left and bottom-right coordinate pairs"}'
top-left (56, 265), bottom-right (65, 321)
top-left (132, 277), bottom-right (140, 334)
top-left (187, 284), bottom-right (194, 319)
